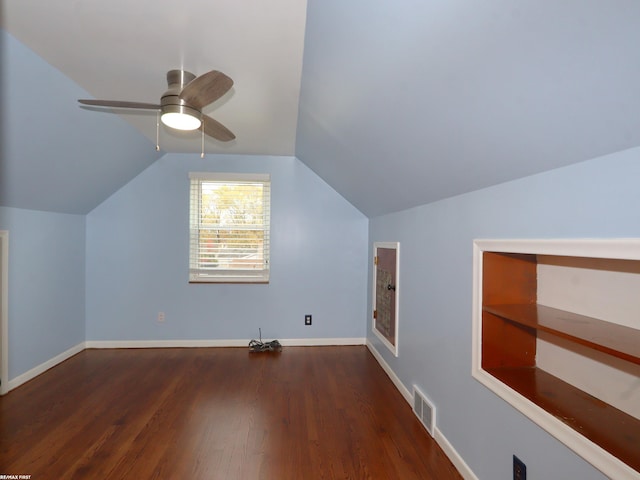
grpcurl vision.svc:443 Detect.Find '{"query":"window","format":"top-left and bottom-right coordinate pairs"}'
top-left (189, 172), bottom-right (270, 283)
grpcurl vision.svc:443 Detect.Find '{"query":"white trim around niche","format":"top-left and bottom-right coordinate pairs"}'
top-left (472, 238), bottom-right (640, 480)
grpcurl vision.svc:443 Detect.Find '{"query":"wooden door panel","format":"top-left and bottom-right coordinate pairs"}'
top-left (375, 247), bottom-right (397, 347)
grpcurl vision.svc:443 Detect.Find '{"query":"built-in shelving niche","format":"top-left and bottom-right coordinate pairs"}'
top-left (472, 239), bottom-right (640, 480)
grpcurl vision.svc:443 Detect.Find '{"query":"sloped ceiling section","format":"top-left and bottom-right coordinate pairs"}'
top-left (3, 1), bottom-right (640, 218)
top-left (1, 30), bottom-right (163, 214)
top-left (296, 0), bottom-right (640, 217)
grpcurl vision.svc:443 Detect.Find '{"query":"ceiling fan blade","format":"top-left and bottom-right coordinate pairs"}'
top-left (201, 114), bottom-right (235, 142)
top-left (179, 70), bottom-right (233, 109)
top-left (78, 99), bottom-right (161, 109)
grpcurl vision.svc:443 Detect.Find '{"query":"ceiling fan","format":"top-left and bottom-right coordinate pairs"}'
top-left (78, 69), bottom-right (235, 142)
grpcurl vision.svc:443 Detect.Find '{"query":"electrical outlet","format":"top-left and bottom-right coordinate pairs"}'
top-left (513, 455), bottom-right (526, 480)
top-left (157, 312), bottom-right (165, 323)
top-left (305, 314), bottom-right (312, 326)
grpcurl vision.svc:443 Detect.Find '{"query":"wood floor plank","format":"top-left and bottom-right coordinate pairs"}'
top-left (0, 346), bottom-right (463, 479)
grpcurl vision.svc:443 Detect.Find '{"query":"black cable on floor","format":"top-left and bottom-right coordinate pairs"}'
top-left (248, 328), bottom-right (282, 353)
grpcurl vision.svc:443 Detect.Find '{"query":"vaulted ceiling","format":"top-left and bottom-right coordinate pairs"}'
top-left (2, 0), bottom-right (640, 217)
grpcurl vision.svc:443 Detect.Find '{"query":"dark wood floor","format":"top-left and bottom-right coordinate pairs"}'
top-left (0, 346), bottom-right (462, 479)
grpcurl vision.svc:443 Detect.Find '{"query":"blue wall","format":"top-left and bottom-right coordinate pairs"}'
top-left (367, 146), bottom-right (640, 480)
top-left (0, 207), bottom-right (86, 380)
top-left (86, 153), bottom-right (368, 342)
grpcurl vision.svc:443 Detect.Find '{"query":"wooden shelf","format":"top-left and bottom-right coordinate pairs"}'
top-left (484, 304), bottom-right (640, 365)
top-left (477, 246), bottom-right (640, 476)
top-left (486, 366), bottom-right (640, 473)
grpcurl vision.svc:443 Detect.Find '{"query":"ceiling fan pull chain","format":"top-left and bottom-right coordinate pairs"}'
top-left (155, 111), bottom-right (160, 151)
top-left (201, 117), bottom-right (205, 158)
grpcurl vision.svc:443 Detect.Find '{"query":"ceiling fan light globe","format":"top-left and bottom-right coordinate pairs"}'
top-left (161, 111), bottom-right (201, 130)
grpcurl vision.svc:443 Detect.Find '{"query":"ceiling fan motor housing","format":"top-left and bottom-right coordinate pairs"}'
top-left (161, 70), bottom-right (201, 119)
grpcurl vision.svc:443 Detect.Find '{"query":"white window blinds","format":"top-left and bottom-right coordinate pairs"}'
top-left (189, 172), bottom-right (271, 283)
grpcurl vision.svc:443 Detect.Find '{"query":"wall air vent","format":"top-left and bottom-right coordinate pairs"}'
top-left (413, 385), bottom-right (436, 437)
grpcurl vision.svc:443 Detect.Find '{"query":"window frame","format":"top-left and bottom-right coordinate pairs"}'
top-left (189, 172), bottom-right (271, 284)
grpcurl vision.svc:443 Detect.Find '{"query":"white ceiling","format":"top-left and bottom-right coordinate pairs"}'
top-left (3, 0), bottom-right (307, 156)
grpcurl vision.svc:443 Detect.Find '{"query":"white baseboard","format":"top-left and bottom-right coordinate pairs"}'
top-left (433, 427), bottom-right (480, 480)
top-left (366, 338), bottom-right (412, 402)
top-left (280, 337), bottom-right (366, 346)
top-left (86, 339), bottom-right (248, 349)
top-left (6, 342), bottom-right (85, 393)
top-left (86, 337), bottom-right (366, 349)
top-left (366, 340), bottom-right (478, 480)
